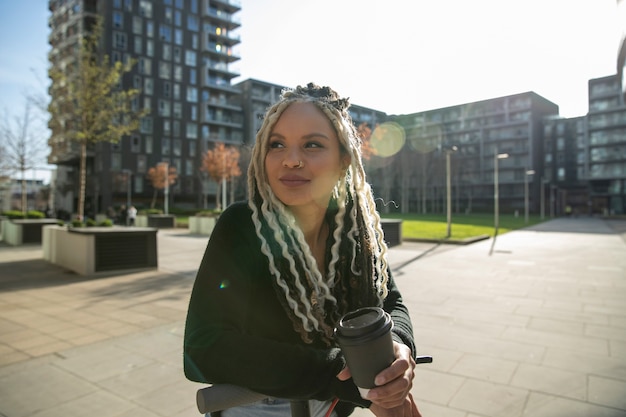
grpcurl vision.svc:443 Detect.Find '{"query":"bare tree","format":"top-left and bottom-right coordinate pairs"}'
top-left (0, 99), bottom-right (48, 213)
top-left (48, 19), bottom-right (145, 220)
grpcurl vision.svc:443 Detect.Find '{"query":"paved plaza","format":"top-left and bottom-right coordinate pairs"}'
top-left (0, 217), bottom-right (625, 417)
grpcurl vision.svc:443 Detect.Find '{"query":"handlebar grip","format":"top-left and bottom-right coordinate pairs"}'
top-left (196, 384), bottom-right (266, 414)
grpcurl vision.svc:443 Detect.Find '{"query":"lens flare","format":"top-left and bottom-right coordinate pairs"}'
top-left (219, 280), bottom-right (230, 289)
top-left (369, 122), bottom-right (406, 158)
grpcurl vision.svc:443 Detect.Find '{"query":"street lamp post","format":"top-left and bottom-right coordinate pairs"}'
top-left (524, 169), bottom-right (535, 224)
top-left (445, 146), bottom-right (458, 238)
top-left (122, 169), bottom-right (132, 225)
top-left (490, 152), bottom-right (509, 256)
top-left (494, 153), bottom-right (509, 231)
top-left (162, 162), bottom-right (169, 215)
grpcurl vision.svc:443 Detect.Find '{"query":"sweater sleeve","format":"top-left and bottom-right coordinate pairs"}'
top-left (383, 272), bottom-right (417, 359)
top-left (183, 203), bottom-right (368, 407)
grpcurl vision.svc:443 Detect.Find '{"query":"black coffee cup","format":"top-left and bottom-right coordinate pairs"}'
top-left (334, 307), bottom-right (395, 398)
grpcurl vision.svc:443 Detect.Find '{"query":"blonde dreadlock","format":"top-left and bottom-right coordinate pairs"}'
top-left (248, 83), bottom-right (390, 346)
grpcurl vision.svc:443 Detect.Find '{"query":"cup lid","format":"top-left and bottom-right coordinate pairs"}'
top-left (335, 307), bottom-right (392, 339)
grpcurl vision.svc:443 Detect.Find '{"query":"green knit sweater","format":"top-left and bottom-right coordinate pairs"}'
top-left (184, 202), bottom-right (415, 416)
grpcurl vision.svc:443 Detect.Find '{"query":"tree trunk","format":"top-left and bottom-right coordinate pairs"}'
top-left (78, 141), bottom-right (87, 220)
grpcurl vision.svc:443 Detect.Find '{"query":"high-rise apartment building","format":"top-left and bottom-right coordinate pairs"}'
top-left (47, 0), bottom-right (242, 214)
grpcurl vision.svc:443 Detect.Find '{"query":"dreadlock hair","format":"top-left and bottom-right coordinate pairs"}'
top-left (247, 82), bottom-right (391, 346)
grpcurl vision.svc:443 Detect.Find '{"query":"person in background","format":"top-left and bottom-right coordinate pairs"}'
top-left (184, 83), bottom-right (421, 417)
top-left (127, 205), bottom-right (137, 226)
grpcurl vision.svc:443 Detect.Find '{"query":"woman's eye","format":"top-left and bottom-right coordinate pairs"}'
top-left (268, 141), bottom-right (284, 149)
top-left (305, 142), bottom-right (323, 149)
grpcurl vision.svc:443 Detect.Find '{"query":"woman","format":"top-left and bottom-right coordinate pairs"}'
top-left (184, 83), bottom-right (420, 417)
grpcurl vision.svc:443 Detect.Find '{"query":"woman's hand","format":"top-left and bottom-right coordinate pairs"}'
top-left (336, 342), bottom-right (421, 416)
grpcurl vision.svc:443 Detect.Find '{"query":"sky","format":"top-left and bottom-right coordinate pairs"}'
top-left (0, 0), bottom-right (621, 182)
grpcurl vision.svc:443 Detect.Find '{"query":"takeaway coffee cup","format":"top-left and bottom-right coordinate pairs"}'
top-left (334, 307), bottom-right (395, 398)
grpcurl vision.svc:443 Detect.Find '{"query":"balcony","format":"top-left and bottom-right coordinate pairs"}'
top-left (202, 7), bottom-right (241, 30)
top-left (203, 41), bottom-right (240, 63)
top-left (211, 0), bottom-right (242, 14)
top-left (203, 62), bottom-right (240, 79)
top-left (204, 24), bottom-right (241, 46)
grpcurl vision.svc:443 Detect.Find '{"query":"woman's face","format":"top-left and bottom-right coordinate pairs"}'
top-left (265, 102), bottom-right (349, 210)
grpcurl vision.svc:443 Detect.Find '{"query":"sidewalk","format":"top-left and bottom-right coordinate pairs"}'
top-left (0, 217), bottom-right (625, 417)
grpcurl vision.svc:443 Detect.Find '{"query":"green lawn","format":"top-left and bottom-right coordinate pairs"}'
top-left (383, 213), bottom-right (546, 241)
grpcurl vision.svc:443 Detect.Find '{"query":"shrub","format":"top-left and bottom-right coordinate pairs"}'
top-left (26, 210), bottom-right (45, 219)
top-left (86, 218), bottom-right (98, 227)
top-left (139, 208), bottom-right (163, 215)
top-left (195, 209), bottom-right (222, 217)
top-left (98, 219), bottom-right (113, 227)
top-left (71, 219), bottom-right (84, 227)
top-left (2, 210), bottom-right (26, 219)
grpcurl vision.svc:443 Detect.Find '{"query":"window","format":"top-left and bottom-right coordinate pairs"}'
top-left (143, 97), bottom-right (151, 110)
top-left (145, 136), bottom-right (153, 154)
top-left (133, 75), bottom-right (141, 89)
top-left (174, 65), bottom-right (183, 81)
top-left (146, 40), bottom-right (154, 56)
top-left (146, 21), bottom-right (154, 38)
top-left (190, 0), bottom-right (197, 12)
top-left (186, 122), bottom-right (198, 139)
top-left (185, 50), bottom-right (197, 66)
top-left (124, 0), bottom-right (132, 11)
top-left (137, 155), bottom-right (147, 174)
top-left (138, 57), bottom-right (152, 75)
top-left (173, 84), bottom-right (180, 100)
top-left (191, 34), bottom-right (199, 49)
top-left (158, 99), bottom-right (171, 117)
top-left (134, 36), bottom-right (142, 53)
top-left (131, 135), bottom-right (141, 153)
top-left (144, 77), bottom-right (153, 95)
top-left (164, 120), bottom-right (171, 135)
top-left (159, 25), bottom-right (172, 42)
top-left (163, 44), bottom-right (172, 60)
top-left (186, 87), bottom-right (198, 102)
top-left (163, 81), bottom-right (171, 98)
top-left (173, 47), bottom-right (182, 63)
top-left (173, 102), bottom-right (182, 119)
top-left (162, 138), bottom-right (171, 155)
top-left (174, 139), bottom-right (182, 156)
top-left (165, 7), bottom-right (173, 24)
top-left (177, 0), bottom-right (185, 9)
top-left (141, 116), bottom-right (153, 134)
top-left (111, 153), bottom-right (122, 170)
top-left (175, 29), bottom-right (183, 45)
top-left (113, 11), bottom-right (123, 28)
top-left (187, 15), bottom-right (200, 31)
top-left (173, 120), bottom-right (180, 136)
top-left (190, 105), bottom-right (197, 121)
top-left (139, 0), bottom-right (152, 18)
top-left (113, 32), bottom-right (127, 50)
top-left (175, 10), bottom-right (182, 26)
top-left (159, 61), bottom-right (171, 79)
top-left (189, 68), bottom-right (197, 85)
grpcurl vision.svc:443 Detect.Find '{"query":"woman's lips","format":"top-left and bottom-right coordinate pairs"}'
top-left (279, 174), bottom-right (309, 187)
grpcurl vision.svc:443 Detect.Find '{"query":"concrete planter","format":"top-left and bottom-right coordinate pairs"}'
top-left (136, 214), bottom-right (175, 228)
top-left (43, 225), bottom-right (158, 275)
top-left (1, 218), bottom-right (59, 246)
top-left (188, 216), bottom-right (217, 235)
top-left (380, 219), bottom-right (403, 247)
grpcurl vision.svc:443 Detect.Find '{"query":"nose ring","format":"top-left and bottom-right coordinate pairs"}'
top-left (297, 160), bottom-right (303, 168)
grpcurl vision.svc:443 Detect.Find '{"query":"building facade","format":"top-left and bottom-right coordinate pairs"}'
top-left (47, 0), bottom-right (242, 214)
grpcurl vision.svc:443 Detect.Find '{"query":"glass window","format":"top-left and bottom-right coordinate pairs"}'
top-left (177, 0), bottom-right (185, 9)
top-left (187, 15), bottom-right (199, 31)
top-left (189, 68), bottom-right (196, 85)
top-left (158, 99), bottom-right (171, 117)
top-left (143, 97), bottom-right (151, 110)
top-left (113, 0), bottom-right (121, 9)
top-left (173, 120), bottom-right (180, 136)
top-left (113, 32), bottom-right (127, 50)
top-left (146, 21), bottom-right (154, 38)
top-left (142, 78), bottom-right (152, 94)
top-left (174, 139), bottom-right (182, 156)
top-left (139, 57), bottom-right (152, 75)
top-left (111, 153), bottom-right (122, 170)
top-left (146, 40), bottom-right (154, 56)
top-left (162, 138), bottom-right (171, 155)
top-left (159, 61), bottom-right (171, 79)
top-left (185, 50), bottom-right (196, 66)
top-left (173, 84), bottom-right (180, 100)
top-left (163, 81), bottom-right (171, 98)
top-left (145, 136), bottom-right (153, 154)
top-left (174, 65), bottom-right (182, 81)
top-left (124, 0), bottom-right (132, 11)
top-left (163, 44), bottom-right (172, 60)
top-left (173, 102), bottom-right (182, 119)
top-left (190, 0), bottom-right (197, 13)
top-left (141, 116), bottom-right (153, 134)
top-left (113, 11), bottom-right (123, 28)
top-left (175, 29), bottom-right (183, 45)
top-left (159, 25), bottom-right (172, 42)
top-left (165, 7), bottom-right (173, 24)
top-left (131, 135), bottom-right (141, 153)
top-left (137, 155), bottom-right (147, 173)
top-left (190, 105), bottom-right (197, 121)
top-left (139, 0), bottom-right (152, 18)
top-left (175, 10), bottom-right (182, 26)
top-left (173, 47), bottom-right (182, 63)
top-left (186, 87), bottom-right (198, 102)
top-left (186, 122), bottom-right (198, 139)
top-left (164, 120), bottom-right (171, 135)
top-left (134, 36), bottom-right (142, 53)
top-left (191, 34), bottom-right (199, 49)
